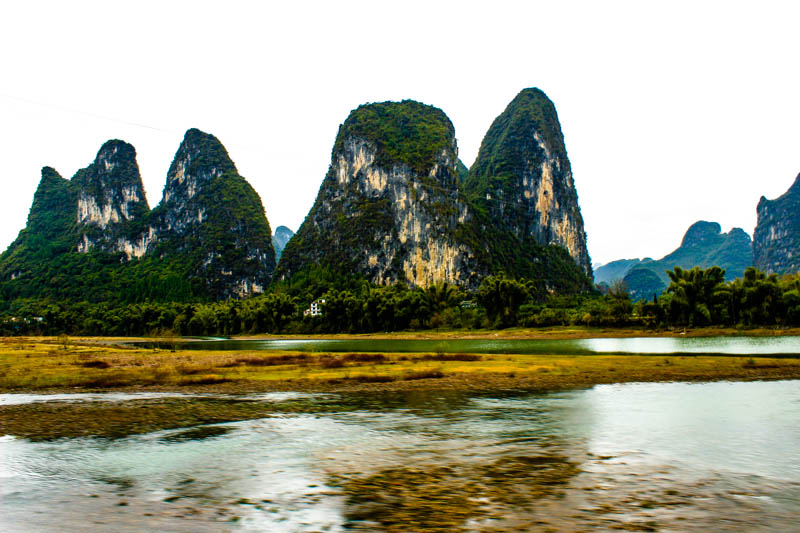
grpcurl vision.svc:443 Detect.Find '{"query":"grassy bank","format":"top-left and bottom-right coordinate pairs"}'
top-left (2, 335), bottom-right (800, 394)
top-left (3, 335), bottom-right (800, 441)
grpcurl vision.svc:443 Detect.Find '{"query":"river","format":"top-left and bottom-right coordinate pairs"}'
top-left (157, 335), bottom-right (800, 356)
top-left (1, 380), bottom-right (799, 531)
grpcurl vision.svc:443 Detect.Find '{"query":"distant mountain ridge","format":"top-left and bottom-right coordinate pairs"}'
top-left (594, 221), bottom-right (753, 300)
top-left (272, 226), bottom-right (294, 262)
top-left (594, 258), bottom-right (646, 286)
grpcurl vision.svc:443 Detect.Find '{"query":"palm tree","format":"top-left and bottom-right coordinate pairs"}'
top-left (666, 266), bottom-right (725, 326)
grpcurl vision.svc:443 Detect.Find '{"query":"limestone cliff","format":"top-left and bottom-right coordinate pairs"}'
top-left (278, 100), bottom-right (480, 287)
top-left (146, 129), bottom-right (276, 298)
top-left (0, 129), bottom-right (276, 302)
top-left (0, 167), bottom-right (77, 285)
top-left (71, 140), bottom-right (150, 256)
top-left (754, 174), bottom-right (800, 274)
top-left (464, 88), bottom-right (592, 277)
top-left (278, 96), bottom-right (592, 294)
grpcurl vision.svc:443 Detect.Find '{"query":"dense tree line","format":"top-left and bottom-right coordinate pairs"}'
top-left (2, 266), bottom-right (800, 336)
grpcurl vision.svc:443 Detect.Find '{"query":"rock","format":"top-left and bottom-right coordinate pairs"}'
top-left (464, 88), bottom-right (592, 277)
top-left (0, 129), bottom-right (276, 301)
top-left (147, 129), bottom-right (276, 298)
top-left (278, 92), bottom-right (593, 294)
top-left (754, 173), bottom-right (800, 274)
top-left (277, 100), bottom-right (480, 288)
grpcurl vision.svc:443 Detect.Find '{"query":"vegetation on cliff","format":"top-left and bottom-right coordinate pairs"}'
top-left (0, 129), bottom-right (276, 303)
top-left (609, 221), bottom-right (753, 300)
top-left (277, 99), bottom-right (472, 287)
top-left (280, 91), bottom-right (593, 294)
top-left (332, 100), bottom-right (455, 174)
top-left (4, 91), bottom-right (597, 315)
top-left (463, 88), bottom-right (592, 278)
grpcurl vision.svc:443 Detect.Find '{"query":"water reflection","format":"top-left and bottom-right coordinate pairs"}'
top-left (1, 381), bottom-right (799, 531)
top-left (148, 335), bottom-right (800, 356)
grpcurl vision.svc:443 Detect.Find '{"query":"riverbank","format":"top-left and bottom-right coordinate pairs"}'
top-left (0, 331), bottom-right (800, 393)
top-left (236, 325), bottom-right (800, 341)
top-left (3, 334), bottom-right (800, 441)
top-left (4, 335), bottom-right (798, 532)
top-left (3, 336), bottom-right (800, 396)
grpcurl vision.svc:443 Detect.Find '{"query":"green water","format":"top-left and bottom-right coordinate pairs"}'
top-left (155, 335), bottom-right (800, 356)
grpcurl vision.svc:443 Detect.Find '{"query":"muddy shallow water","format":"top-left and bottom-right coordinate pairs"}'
top-left (1, 381), bottom-right (799, 531)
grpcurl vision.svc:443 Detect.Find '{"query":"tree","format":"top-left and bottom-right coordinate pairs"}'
top-left (607, 279), bottom-right (633, 323)
top-left (665, 266), bottom-right (726, 326)
top-left (476, 274), bottom-right (529, 328)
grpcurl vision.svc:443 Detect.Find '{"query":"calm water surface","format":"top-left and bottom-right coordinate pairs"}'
top-left (1, 381), bottom-right (799, 531)
top-left (159, 335), bottom-right (800, 356)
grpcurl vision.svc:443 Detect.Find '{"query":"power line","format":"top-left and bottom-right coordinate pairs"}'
top-left (0, 92), bottom-right (178, 134)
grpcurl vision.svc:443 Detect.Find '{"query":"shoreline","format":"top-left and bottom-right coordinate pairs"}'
top-left (232, 325), bottom-right (800, 341)
top-left (5, 325), bottom-right (800, 350)
top-left (3, 333), bottom-right (800, 396)
top-left (3, 335), bottom-right (800, 440)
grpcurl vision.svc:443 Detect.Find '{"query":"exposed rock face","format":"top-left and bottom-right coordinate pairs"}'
top-left (0, 129), bottom-right (276, 301)
top-left (278, 101), bottom-right (480, 287)
top-left (278, 94), bottom-right (592, 294)
top-left (71, 140), bottom-right (149, 255)
top-left (464, 88), bottom-right (592, 276)
top-left (754, 174), bottom-right (800, 274)
top-left (272, 226), bottom-right (295, 262)
top-left (145, 129), bottom-right (276, 298)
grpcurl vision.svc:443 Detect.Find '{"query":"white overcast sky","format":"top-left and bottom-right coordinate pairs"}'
top-left (2, 1), bottom-right (799, 267)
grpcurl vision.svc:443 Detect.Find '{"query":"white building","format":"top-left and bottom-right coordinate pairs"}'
top-left (303, 298), bottom-right (326, 317)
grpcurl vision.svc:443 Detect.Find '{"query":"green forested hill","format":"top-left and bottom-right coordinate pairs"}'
top-left (460, 88), bottom-right (592, 290)
top-left (618, 221), bottom-right (753, 300)
top-left (278, 91), bottom-right (593, 296)
top-left (0, 129), bottom-right (276, 306)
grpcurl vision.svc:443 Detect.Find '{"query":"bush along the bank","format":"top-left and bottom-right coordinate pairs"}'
top-left (3, 267), bottom-right (800, 336)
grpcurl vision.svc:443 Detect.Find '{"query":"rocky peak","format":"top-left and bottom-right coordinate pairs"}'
top-left (163, 128), bottom-right (236, 205)
top-left (148, 128), bottom-right (276, 298)
top-left (680, 221), bottom-right (723, 248)
top-left (754, 173), bottom-right (800, 274)
top-left (272, 226), bottom-right (295, 262)
top-left (278, 100), bottom-right (478, 287)
top-left (26, 167), bottom-right (76, 239)
top-left (1, 129), bottom-right (276, 302)
top-left (465, 87), bottom-right (592, 276)
top-left (724, 227), bottom-right (752, 246)
top-left (70, 140), bottom-right (149, 253)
